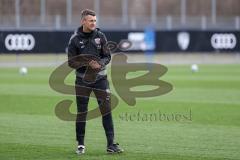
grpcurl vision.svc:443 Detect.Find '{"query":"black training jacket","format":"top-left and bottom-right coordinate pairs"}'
top-left (67, 26), bottom-right (111, 79)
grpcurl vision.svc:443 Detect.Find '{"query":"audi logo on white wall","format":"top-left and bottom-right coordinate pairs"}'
top-left (5, 34), bottom-right (35, 51)
top-left (211, 33), bottom-right (237, 49)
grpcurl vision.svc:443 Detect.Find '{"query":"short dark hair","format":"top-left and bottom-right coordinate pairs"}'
top-left (81, 9), bottom-right (96, 20)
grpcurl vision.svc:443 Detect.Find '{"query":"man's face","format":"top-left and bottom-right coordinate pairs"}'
top-left (82, 15), bottom-right (97, 31)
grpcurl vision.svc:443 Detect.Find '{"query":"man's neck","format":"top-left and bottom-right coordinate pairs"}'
top-left (82, 26), bottom-right (92, 33)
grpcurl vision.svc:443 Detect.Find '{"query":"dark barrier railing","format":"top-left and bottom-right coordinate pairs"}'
top-left (0, 30), bottom-right (239, 53)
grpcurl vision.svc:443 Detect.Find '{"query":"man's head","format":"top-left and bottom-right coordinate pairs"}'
top-left (81, 9), bottom-right (97, 32)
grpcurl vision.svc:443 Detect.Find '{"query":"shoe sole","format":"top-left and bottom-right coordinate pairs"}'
top-left (107, 149), bottom-right (124, 154)
top-left (76, 150), bottom-right (85, 155)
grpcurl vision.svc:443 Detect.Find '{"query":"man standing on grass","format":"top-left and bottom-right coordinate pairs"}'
top-left (67, 9), bottom-right (123, 155)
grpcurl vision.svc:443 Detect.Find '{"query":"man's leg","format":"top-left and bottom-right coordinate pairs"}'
top-left (75, 78), bottom-right (92, 146)
top-left (93, 77), bottom-right (124, 153)
top-left (93, 77), bottom-right (115, 147)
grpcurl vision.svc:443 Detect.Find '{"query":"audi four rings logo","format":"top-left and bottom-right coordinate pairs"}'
top-left (211, 33), bottom-right (237, 49)
top-left (5, 34), bottom-right (35, 51)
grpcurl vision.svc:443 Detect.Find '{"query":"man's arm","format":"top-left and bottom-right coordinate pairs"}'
top-left (68, 37), bottom-right (90, 69)
top-left (98, 32), bottom-right (111, 67)
top-left (67, 36), bottom-right (80, 69)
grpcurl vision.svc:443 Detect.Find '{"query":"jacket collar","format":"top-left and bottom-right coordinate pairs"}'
top-left (77, 26), bottom-right (99, 38)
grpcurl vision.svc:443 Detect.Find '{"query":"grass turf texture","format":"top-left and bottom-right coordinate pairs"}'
top-left (0, 64), bottom-right (240, 160)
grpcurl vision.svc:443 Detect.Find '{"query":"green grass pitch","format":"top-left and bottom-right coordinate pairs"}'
top-left (0, 64), bottom-right (240, 160)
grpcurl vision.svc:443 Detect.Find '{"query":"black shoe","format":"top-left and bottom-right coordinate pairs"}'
top-left (107, 143), bottom-right (124, 154)
top-left (76, 145), bottom-right (85, 155)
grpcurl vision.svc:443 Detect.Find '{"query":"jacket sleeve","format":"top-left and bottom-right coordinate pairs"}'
top-left (67, 36), bottom-right (81, 69)
top-left (98, 33), bottom-right (111, 67)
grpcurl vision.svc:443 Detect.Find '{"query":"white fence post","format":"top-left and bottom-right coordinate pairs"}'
top-left (211, 0), bottom-right (216, 24)
top-left (166, 15), bottom-right (172, 30)
top-left (55, 15), bottom-right (61, 30)
top-left (122, 0), bottom-right (128, 24)
top-left (151, 0), bottom-right (157, 24)
top-left (201, 15), bottom-right (207, 30)
top-left (66, 0), bottom-right (72, 25)
top-left (181, 0), bottom-right (186, 25)
top-left (235, 16), bottom-right (240, 30)
top-left (15, 0), bottom-right (20, 28)
top-left (40, 0), bottom-right (46, 25)
top-left (94, 0), bottom-right (100, 25)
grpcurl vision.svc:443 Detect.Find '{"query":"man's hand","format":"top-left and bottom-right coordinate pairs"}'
top-left (89, 60), bottom-right (101, 70)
